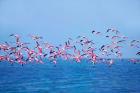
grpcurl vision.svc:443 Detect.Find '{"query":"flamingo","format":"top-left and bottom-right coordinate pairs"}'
top-left (0, 27), bottom-right (139, 66)
top-left (108, 59), bottom-right (114, 67)
top-left (136, 52), bottom-right (140, 55)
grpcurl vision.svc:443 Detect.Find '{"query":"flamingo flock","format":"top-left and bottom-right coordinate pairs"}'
top-left (0, 28), bottom-right (140, 66)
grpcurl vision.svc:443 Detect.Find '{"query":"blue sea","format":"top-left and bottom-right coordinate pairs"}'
top-left (0, 59), bottom-right (140, 93)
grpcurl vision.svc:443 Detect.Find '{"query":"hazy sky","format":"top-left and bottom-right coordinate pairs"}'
top-left (0, 0), bottom-right (140, 58)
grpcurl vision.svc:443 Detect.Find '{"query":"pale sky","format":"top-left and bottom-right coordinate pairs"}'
top-left (0, 0), bottom-right (140, 58)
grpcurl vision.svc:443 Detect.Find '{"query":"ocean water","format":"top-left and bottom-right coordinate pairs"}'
top-left (0, 59), bottom-right (140, 93)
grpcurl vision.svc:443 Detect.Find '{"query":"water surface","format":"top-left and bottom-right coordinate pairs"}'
top-left (0, 59), bottom-right (140, 93)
